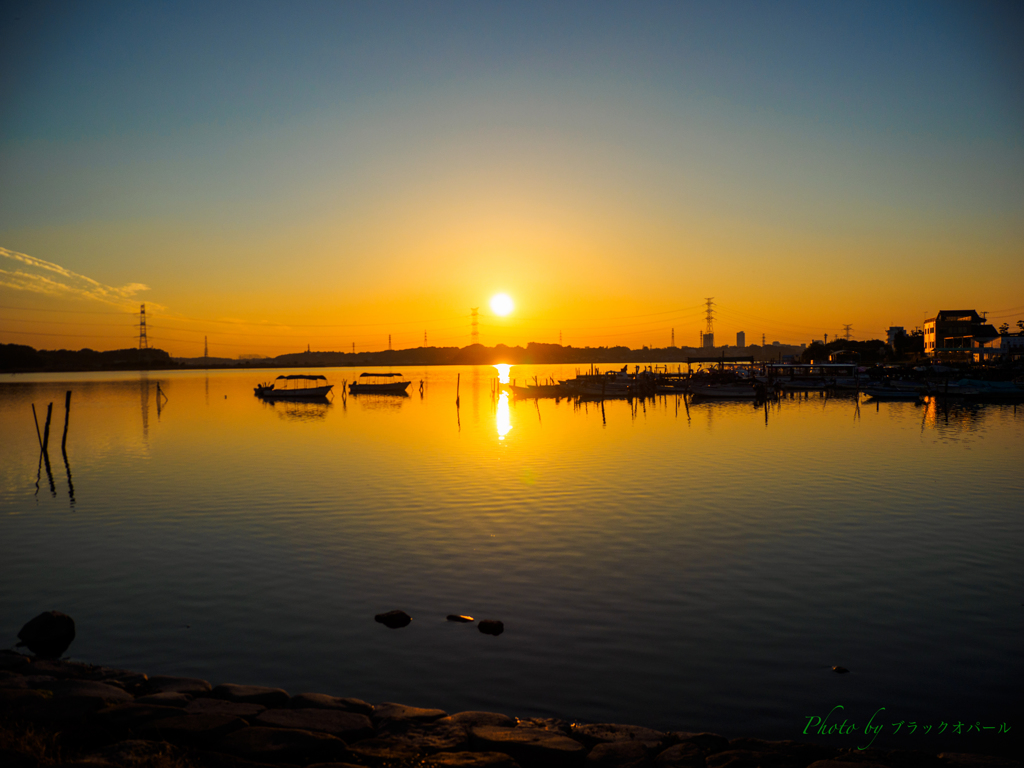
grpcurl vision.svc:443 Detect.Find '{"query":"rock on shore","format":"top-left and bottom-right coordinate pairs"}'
top-left (0, 650), bottom-right (1019, 768)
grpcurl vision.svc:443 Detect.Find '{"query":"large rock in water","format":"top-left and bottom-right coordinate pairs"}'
top-left (16, 611), bottom-right (75, 658)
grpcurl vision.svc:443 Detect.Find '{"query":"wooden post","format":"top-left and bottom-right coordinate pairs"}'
top-left (456, 373), bottom-right (460, 406)
top-left (31, 404), bottom-right (43, 449)
top-left (42, 402), bottom-right (53, 453)
top-left (61, 391), bottom-right (72, 452)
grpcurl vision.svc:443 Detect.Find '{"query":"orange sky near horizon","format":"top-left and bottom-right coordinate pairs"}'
top-left (2, 3), bottom-right (1022, 357)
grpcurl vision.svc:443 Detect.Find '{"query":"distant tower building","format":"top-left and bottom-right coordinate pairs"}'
top-left (886, 326), bottom-right (905, 349)
top-left (736, 331), bottom-right (745, 348)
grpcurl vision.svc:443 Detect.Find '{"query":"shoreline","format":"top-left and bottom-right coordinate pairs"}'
top-left (0, 651), bottom-right (1018, 768)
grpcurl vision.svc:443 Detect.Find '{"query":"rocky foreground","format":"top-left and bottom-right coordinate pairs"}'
top-left (0, 651), bottom-right (1017, 768)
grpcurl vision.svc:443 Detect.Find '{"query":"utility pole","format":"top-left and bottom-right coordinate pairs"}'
top-left (843, 324), bottom-right (852, 341)
top-left (703, 298), bottom-right (715, 349)
top-left (559, 331), bottom-right (562, 345)
top-left (204, 336), bottom-right (208, 358)
top-left (762, 333), bottom-right (765, 347)
top-left (138, 304), bottom-right (148, 350)
top-left (471, 307), bottom-right (479, 343)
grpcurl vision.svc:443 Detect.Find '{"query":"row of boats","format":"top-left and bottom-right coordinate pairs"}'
top-left (253, 373), bottom-right (410, 400)
top-left (507, 366), bottom-right (1024, 402)
top-left (250, 366), bottom-right (1023, 403)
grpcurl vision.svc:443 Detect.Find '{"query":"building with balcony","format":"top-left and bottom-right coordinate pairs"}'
top-left (923, 310), bottom-right (997, 358)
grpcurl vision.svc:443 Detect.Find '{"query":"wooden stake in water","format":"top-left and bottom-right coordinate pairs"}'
top-left (61, 391), bottom-right (72, 452)
top-left (31, 404), bottom-right (43, 450)
top-left (42, 402), bottom-right (53, 453)
top-left (456, 373), bottom-right (460, 407)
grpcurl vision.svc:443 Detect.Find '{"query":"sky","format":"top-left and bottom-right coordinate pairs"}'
top-left (1, 0), bottom-right (1023, 357)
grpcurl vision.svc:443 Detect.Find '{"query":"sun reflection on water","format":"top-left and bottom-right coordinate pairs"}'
top-left (496, 391), bottom-right (512, 440)
top-left (494, 364), bottom-right (512, 384)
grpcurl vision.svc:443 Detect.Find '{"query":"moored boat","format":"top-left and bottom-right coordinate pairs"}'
top-left (349, 372), bottom-right (411, 394)
top-left (690, 382), bottom-right (765, 400)
top-left (254, 374), bottom-right (333, 399)
top-left (860, 386), bottom-right (922, 401)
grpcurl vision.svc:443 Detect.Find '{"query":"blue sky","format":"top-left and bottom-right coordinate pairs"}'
top-left (2, 1), bottom-right (1022, 353)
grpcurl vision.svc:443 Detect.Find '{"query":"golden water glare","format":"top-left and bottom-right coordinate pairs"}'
top-left (496, 391), bottom-right (512, 440)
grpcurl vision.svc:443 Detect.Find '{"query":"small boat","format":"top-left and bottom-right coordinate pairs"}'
top-left (690, 382), bottom-right (764, 400)
top-left (860, 386), bottom-right (922, 401)
top-left (349, 372), bottom-right (411, 394)
top-left (509, 383), bottom-right (570, 398)
top-left (255, 374), bottom-right (333, 399)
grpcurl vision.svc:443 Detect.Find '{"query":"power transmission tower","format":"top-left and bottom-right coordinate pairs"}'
top-left (352, 342), bottom-right (355, 354)
top-left (424, 331), bottom-right (427, 346)
top-left (138, 304), bottom-right (148, 349)
top-left (470, 307), bottom-right (479, 343)
top-left (703, 298), bottom-right (715, 348)
top-left (559, 331), bottom-right (562, 345)
top-left (671, 328), bottom-right (675, 347)
top-left (388, 334), bottom-right (392, 351)
top-left (762, 333), bottom-right (766, 346)
top-left (204, 336), bottom-right (208, 358)
top-left (843, 324), bottom-right (853, 341)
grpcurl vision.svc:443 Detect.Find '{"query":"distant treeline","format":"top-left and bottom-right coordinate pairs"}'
top-left (1, 344), bottom-right (173, 372)
top-left (2, 340), bottom-right (814, 373)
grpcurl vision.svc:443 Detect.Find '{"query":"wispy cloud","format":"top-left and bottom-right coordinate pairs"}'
top-left (0, 247), bottom-right (162, 310)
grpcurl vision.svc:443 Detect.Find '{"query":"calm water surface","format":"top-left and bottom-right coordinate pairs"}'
top-left (1, 366), bottom-right (1021, 753)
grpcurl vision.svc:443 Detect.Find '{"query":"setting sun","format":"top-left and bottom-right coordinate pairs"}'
top-left (490, 293), bottom-right (514, 316)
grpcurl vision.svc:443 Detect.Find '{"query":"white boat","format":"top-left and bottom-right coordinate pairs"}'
top-left (349, 372), bottom-right (411, 394)
top-left (255, 374), bottom-right (333, 399)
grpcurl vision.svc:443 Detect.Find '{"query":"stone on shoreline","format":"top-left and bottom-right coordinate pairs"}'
top-left (212, 682), bottom-right (290, 708)
top-left (375, 610), bottom-right (413, 628)
top-left (654, 741), bottom-right (705, 768)
top-left (138, 712), bottom-right (248, 745)
top-left (572, 722), bottom-right (666, 749)
top-left (669, 732), bottom-right (731, 755)
top-left (448, 614), bottom-right (475, 623)
top-left (373, 701), bottom-right (448, 727)
top-left (134, 691), bottom-right (192, 707)
top-left (0, 651), bottom-right (31, 671)
top-left (387, 721), bottom-right (473, 752)
top-left (441, 711), bottom-right (518, 729)
top-left (586, 740), bottom-right (649, 768)
top-left (517, 717), bottom-right (573, 735)
top-left (471, 725), bottom-right (585, 767)
top-left (427, 751), bottom-right (522, 768)
top-left (289, 692), bottom-right (374, 716)
top-left (144, 675), bottom-right (212, 695)
top-left (16, 611), bottom-right (76, 659)
top-left (255, 708), bottom-right (374, 741)
top-left (705, 749), bottom-right (761, 768)
top-left (185, 697), bottom-right (266, 718)
top-left (92, 702), bottom-right (184, 730)
top-left (347, 737), bottom-right (421, 763)
top-left (218, 725), bottom-right (349, 763)
top-left (478, 620), bottom-right (504, 636)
